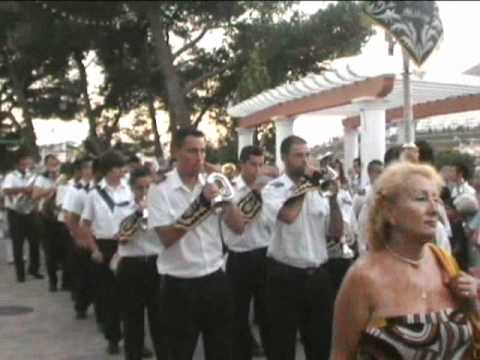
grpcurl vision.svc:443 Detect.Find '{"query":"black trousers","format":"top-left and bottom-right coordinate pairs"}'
top-left (41, 217), bottom-right (70, 288)
top-left (164, 269), bottom-right (233, 360)
top-left (325, 258), bottom-right (353, 297)
top-left (70, 246), bottom-right (100, 319)
top-left (7, 209), bottom-right (40, 280)
top-left (266, 259), bottom-right (334, 360)
top-left (95, 239), bottom-right (121, 343)
top-left (226, 248), bottom-right (269, 360)
top-left (117, 255), bottom-right (170, 360)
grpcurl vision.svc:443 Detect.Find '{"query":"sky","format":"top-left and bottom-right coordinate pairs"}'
top-left (33, 1), bottom-right (480, 147)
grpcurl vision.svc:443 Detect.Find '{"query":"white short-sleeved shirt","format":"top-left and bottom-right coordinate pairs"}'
top-left (34, 173), bottom-right (56, 212)
top-left (451, 181), bottom-right (476, 200)
top-left (328, 189), bottom-right (357, 259)
top-left (1, 170), bottom-right (36, 212)
top-left (63, 180), bottom-right (93, 216)
top-left (148, 168), bottom-right (224, 278)
top-left (81, 179), bottom-right (135, 240)
top-left (261, 174), bottom-right (329, 269)
top-left (223, 175), bottom-right (271, 253)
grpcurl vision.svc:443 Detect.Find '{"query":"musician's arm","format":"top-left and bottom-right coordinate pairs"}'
top-left (277, 195), bottom-right (305, 224)
top-left (222, 202), bottom-right (248, 234)
top-left (32, 186), bottom-right (55, 201)
top-left (154, 226), bottom-right (187, 248)
top-left (2, 187), bottom-right (29, 196)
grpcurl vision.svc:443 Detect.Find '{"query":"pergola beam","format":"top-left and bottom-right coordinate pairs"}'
top-left (343, 93), bottom-right (480, 130)
top-left (238, 75), bottom-right (395, 129)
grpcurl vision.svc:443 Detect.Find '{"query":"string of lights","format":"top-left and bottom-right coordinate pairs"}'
top-left (35, 1), bottom-right (128, 28)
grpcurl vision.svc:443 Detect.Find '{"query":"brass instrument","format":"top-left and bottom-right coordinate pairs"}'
top-left (42, 174), bottom-right (68, 220)
top-left (206, 172), bottom-right (235, 206)
top-left (117, 206), bottom-right (148, 239)
top-left (221, 163), bottom-right (237, 180)
top-left (317, 166), bottom-right (339, 197)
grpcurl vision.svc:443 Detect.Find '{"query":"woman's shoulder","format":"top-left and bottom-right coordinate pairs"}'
top-left (342, 253), bottom-right (386, 292)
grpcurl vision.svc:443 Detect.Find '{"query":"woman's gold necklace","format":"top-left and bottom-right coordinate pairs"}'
top-left (385, 244), bottom-right (428, 300)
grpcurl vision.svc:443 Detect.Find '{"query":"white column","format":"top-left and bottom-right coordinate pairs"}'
top-left (236, 128), bottom-right (255, 159)
top-left (355, 99), bottom-right (387, 187)
top-left (274, 117), bottom-right (295, 172)
top-left (343, 126), bottom-right (359, 174)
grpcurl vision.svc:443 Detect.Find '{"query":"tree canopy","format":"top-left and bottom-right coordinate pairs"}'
top-left (0, 1), bottom-right (373, 164)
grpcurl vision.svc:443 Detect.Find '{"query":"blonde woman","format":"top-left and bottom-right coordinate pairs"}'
top-left (331, 162), bottom-right (479, 359)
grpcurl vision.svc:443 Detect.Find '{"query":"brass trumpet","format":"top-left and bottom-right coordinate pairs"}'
top-left (206, 172), bottom-right (235, 206)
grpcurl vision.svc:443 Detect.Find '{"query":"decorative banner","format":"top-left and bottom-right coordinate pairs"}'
top-left (363, 1), bottom-right (443, 66)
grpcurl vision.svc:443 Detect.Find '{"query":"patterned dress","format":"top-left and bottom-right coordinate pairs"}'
top-left (357, 308), bottom-right (474, 359)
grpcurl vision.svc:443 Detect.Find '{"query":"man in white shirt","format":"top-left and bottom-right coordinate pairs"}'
top-left (80, 150), bottom-right (135, 355)
top-left (353, 160), bottom-right (384, 256)
top-left (451, 162), bottom-right (476, 200)
top-left (1, 150), bottom-right (43, 282)
top-left (261, 135), bottom-right (339, 360)
top-left (148, 127), bottom-right (244, 360)
top-left (223, 145), bottom-right (271, 360)
top-left (63, 157), bottom-right (97, 320)
top-left (32, 154), bottom-right (64, 292)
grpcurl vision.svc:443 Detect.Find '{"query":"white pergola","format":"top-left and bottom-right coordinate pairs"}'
top-left (228, 63), bottom-right (480, 181)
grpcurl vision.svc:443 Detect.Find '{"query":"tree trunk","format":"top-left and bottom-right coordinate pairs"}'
top-left (147, 94), bottom-right (164, 159)
top-left (73, 50), bottom-right (103, 154)
top-left (147, 4), bottom-right (191, 133)
top-left (6, 60), bottom-right (39, 159)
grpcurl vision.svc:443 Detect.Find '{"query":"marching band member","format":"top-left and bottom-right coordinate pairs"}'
top-left (261, 135), bottom-right (340, 360)
top-left (32, 154), bottom-right (65, 292)
top-left (148, 128), bottom-right (244, 360)
top-left (116, 166), bottom-right (169, 360)
top-left (80, 150), bottom-right (135, 355)
top-left (222, 145), bottom-right (271, 360)
top-left (1, 150), bottom-right (43, 282)
top-left (62, 157), bottom-right (97, 320)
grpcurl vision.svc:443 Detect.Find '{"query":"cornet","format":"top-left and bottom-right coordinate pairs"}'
top-left (206, 172), bottom-right (235, 206)
top-left (307, 166), bottom-right (338, 197)
top-left (117, 203), bottom-right (148, 240)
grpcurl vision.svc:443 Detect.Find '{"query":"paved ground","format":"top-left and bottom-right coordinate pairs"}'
top-left (0, 238), bottom-right (306, 360)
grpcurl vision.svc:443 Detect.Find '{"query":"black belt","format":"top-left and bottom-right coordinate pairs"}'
top-left (268, 258), bottom-right (327, 276)
top-left (121, 255), bottom-right (157, 263)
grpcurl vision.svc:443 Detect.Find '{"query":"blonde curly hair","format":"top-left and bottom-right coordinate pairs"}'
top-left (368, 161), bottom-right (444, 251)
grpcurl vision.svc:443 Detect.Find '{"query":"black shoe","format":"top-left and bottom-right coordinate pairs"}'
top-left (142, 346), bottom-right (153, 358)
top-left (49, 283), bottom-right (58, 292)
top-left (17, 277), bottom-right (26, 283)
top-left (29, 272), bottom-right (45, 280)
top-left (107, 342), bottom-right (120, 355)
top-left (75, 311), bottom-right (87, 320)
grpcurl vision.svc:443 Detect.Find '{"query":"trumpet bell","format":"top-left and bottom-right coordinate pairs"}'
top-left (206, 172), bottom-right (235, 205)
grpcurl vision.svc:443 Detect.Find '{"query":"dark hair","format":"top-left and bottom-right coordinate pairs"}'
top-left (353, 157), bottom-right (361, 167)
top-left (78, 156), bottom-right (93, 169)
top-left (129, 166), bottom-right (152, 187)
top-left (127, 154), bottom-right (141, 164)
top-left (44, 154), bottom-right (58, 164)
top-left (15, 149), bottom-right (33, 164)
top-left (172, 127), bottom-right (205, 151)
top-left (367, 160), bottom-right (383, 173)
top-left (98, 150), bottom-right (126, 175)
top-left (454, 162), bottom-right (470, 181)
top-left (384, 145), bottom-right (402, 166)
top-left (416, 140), bottom-right (435, 164)
top-left (60, 162), bottom-right (72, 176)
top-left (239, 145), bottom-right (264, 163)
top-left (71, 159), bottom-right (82, 173)
top-left (280, 135), bottom-right (306, 157)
